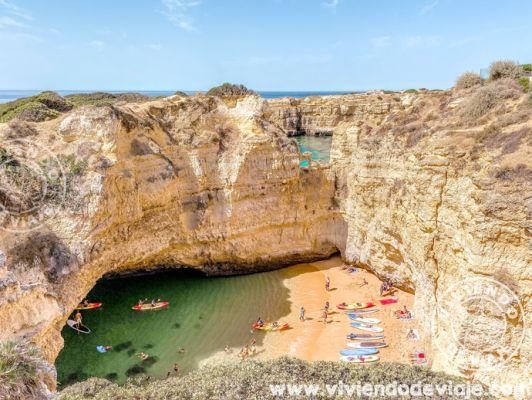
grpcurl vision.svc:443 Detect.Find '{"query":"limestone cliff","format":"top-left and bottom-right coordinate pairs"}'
top-left (0, 85), bottom-right (530, 392)
top-left (0, 95), bottom-right (339, 366)
top-left (328, 86), bottom-right (531, 389)
top-left (265, 93), bottom-right (407, 136)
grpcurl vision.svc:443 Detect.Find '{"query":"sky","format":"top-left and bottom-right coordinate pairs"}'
top-left (0, 0), bottom-right (531, 91)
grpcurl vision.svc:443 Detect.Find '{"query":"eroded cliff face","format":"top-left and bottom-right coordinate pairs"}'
top-left (265, 93), bottom-right (408, 136)
top-left (0, 87), bottom-right (530, 391)
top-left (0, 95), bottom-right (341, 365)
top-left (328, 88), bottom-right (531, 388)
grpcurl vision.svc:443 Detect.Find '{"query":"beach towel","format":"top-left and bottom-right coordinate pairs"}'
top-left (379, 298), bottom-right (398, 305)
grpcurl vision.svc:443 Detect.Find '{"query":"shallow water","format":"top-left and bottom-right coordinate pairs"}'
top-left (56, 269), bottom-right (290, 386)
top-left (293, 135), bottom-right (333, 166)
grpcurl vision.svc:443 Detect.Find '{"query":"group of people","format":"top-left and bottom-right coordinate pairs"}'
top-left (237, 338), bottom-right (257, 360)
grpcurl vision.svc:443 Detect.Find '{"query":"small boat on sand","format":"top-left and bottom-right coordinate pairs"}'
top-left (347, 333), bottom-right (385, 340)
top-left (340, 348), bottom-right (379, 356)
top-left (350, 322), bottom-right (384, 333)
top-left (348, 315), bottom-right (381, 324)
top-left (340, 355), bottom-right (379, 363)
top-left (251, 322), bottom-right (290, 331)
top-left (337, 302), bottom-right (375, 310)
top-left (347, 341), bottom-right (387, 349)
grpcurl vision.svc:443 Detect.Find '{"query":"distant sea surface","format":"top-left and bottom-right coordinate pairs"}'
top-left (0, 90), bottom-right (355, 104)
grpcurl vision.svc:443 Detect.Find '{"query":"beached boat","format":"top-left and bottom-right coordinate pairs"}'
top-left (251, 322), bottom-right (290, 331)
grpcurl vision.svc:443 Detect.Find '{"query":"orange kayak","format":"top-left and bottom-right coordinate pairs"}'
top-left (132, 302), bottom-right (169, 311)
top-left (75, 302), bottom-right (103, 310)
top-left (251, 322), bottom-right (290, 331)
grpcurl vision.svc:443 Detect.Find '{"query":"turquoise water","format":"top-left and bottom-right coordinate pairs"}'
top-left (55, 269), bottom-right (290, 387)
top-left (0, 90), bottom-right (354, 104)
top-left (294, 136), bottom-right (333, 167)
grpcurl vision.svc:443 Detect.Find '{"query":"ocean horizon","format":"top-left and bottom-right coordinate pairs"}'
top-left (0, 89), bottom-right (358, 104)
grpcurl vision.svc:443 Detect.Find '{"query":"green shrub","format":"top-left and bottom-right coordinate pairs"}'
top-left (455, 72), bottom-right (484, 89)
top-left (488, 60), bottom-right (523, 81)
top-left (58, 357), bottom-right (493, 400)
top-left (206, 83), bottom-right (256, 97)
top-left (0, 340), bottom-right (48, 400)
top-left (64, 92), bottom-right (150, 107)
top-left (518, 77), bottom-right (530, 92)
top-left (404, 88), bottom-right (418, 94)
top-left (522, 63), bottom-right (532, 72)
top-left (0, 91), bottom-right (71, 123)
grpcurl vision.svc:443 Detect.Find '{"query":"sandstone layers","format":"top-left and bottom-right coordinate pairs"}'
top-left (0, 88), bottom-right (530, 391)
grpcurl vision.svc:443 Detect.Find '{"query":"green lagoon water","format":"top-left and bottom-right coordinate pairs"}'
top-left (294, 136), bottom-right (333, 166)
top-left (56, 269), bottom-right (290, 387)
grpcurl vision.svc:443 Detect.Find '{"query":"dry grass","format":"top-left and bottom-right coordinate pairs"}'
top-left (488, 60), bottom-right (523, 81)
top-left (461, 79), bottom-right (522, 123)
top-left (456, 72), bottom-right (484, 89)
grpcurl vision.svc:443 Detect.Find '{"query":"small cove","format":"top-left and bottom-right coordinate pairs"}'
top-left (56, 268), bottom-right (290, 386)
top-left (293, 135), bottom-right (332, 166)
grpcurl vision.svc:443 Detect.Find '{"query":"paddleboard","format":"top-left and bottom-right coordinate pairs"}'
top-left (340, 348), bottom-right (379, 356)
top-left (347, 333), bottom-right (385, 340)
top-left (340, 355), bottom-right (379, 363)
top-left (66, 319), bottom-right (91, 334)
top-left (349, 315), bottom-right (381, 324)
top-left (251, 322), bottom-right (290, 331)
top-left (75, 302), bottom-right (102, 310)
top-left (132, 301), bottom-right (169, 311)
top-left (350, 322), bottom-right (384, 333)
top-left (96, 346), bottom-right (107, 353)
top-left (337, 302), bottom-right (375, 310)
top-left (347, 341), bottom-right (387, 349)
top-left (345, 308), bottom-right (379, 315)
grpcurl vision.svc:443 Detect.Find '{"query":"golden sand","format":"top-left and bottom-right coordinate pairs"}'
top-left (255, 256), bottom-right (424, 364)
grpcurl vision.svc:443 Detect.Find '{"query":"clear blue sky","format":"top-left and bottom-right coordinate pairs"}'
top-left (0, 0), bottom-right (530, 91)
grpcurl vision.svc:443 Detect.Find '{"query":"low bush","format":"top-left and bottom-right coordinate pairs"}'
top-left (0, 91), bottom-right (71, 123)
top-left (521, 63), bottom-right (532, 72)
top-left (206, 83), bottom-right (256, 97)
top-left (0, 341), bottom-right (48, 400)
top-left (58, 357), bottom-right (492, 399)
top-left (461, 79), bottom-right (522, 123)
top-left (455, 72), bottom-right (483, 89)
top-left (488, 60), bottom-right (523, 81)
top-left (518, 77), bottom-right (530, 92)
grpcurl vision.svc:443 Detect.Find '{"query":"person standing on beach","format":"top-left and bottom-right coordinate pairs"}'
top-left (324, 301), bottom-right (330, 313)
top-left (322, 309), bottom-right (328, 324)
top-left (325, 276), bottom-right (330, 291)
top-left (299, 306), bottom-right (305, 321)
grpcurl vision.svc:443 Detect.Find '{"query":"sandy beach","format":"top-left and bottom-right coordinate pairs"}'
top-left (254, 256), bottom-right (424, 365)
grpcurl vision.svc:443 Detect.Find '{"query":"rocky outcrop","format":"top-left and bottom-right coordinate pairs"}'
top-left (0, 95), bottom-right (340, 362)
top-left (265, 93), bottom-right (408, 136)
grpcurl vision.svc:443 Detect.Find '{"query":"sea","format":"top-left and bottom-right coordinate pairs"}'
top-left (0, 90), bottom-right (355, 104)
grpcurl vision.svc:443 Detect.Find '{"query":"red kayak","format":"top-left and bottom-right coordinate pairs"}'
top-left (75, 302), bottom-right (103, 310)
top-left (132, 301), bottom-right (169, 311)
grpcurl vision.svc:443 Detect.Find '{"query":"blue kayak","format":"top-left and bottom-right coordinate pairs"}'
top-left (340, 348), bottom-right (379, 356)
top-left (96, 346), bottom-right (107, 353)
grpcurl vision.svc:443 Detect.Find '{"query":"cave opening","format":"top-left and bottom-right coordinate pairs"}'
top-left (55, 266), bottom-right (291, 387)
